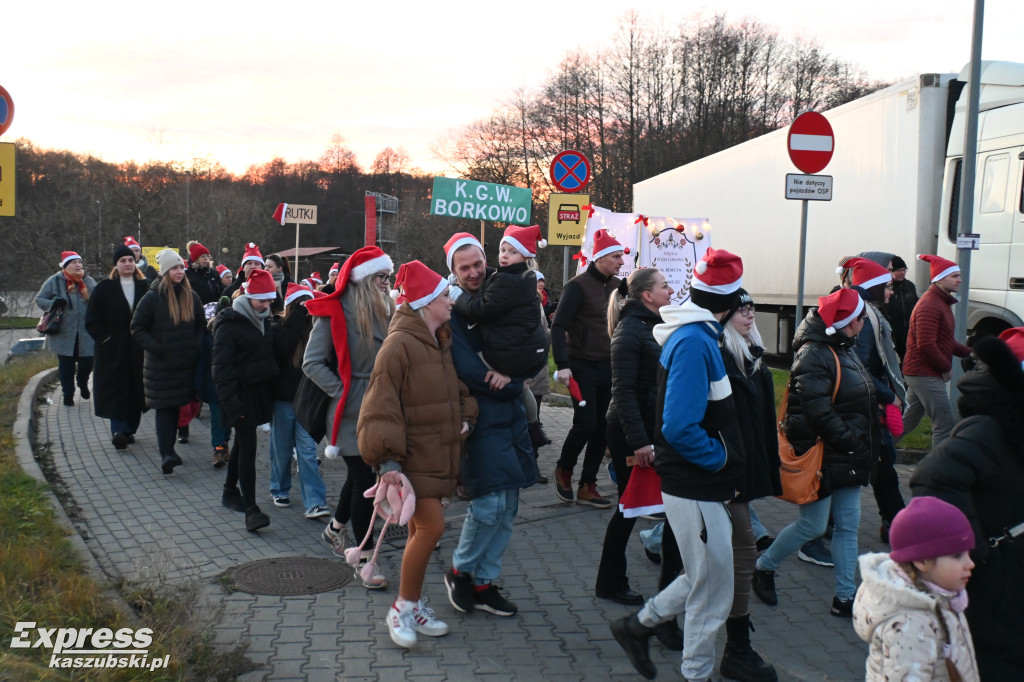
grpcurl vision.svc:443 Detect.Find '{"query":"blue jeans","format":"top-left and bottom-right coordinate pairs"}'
top-left (208, 399), bottom-right (231, 448)
top-left (110, 415), bottom-right (141, 436)
top-left (755, 485), bottom-right (862, 600)
top-left (749, 504), bottom-right (769, 541)
top-left (269, 400), bottom-right (326, 511)
top-left (452, 488), bottom-right (519, 585)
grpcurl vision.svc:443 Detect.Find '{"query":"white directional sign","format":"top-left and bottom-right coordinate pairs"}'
top-left (785, 174), bottom-right (833, 201)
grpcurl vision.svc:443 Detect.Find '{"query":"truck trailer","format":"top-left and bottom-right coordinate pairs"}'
top-left (633, 61), bottom-right (1024, 356)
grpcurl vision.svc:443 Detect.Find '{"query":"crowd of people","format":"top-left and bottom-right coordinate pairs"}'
top-left (33, 233), bottom-right (1023, 680)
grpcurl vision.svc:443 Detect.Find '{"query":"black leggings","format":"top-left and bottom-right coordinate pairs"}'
top-left (57, 336), bottom-right (93, 398)
top-left (334, 455), bottom-right (376, 544)
top-left (225, 418), bottom-right (258, 507)
top-left (154, 408), bottom-right (179, 457)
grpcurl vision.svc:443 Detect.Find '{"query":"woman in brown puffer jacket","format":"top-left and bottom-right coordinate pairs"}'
top-left (357, 260), bottom-right (477, 650)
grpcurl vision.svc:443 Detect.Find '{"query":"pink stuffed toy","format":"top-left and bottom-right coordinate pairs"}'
top-left (344, 474), bottom-right (416, 585)
top-left (884, 403), bottom-right (904, 438)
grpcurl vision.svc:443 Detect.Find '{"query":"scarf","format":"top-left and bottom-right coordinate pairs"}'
top-left (64, 271), bottom-right (89, 300)
top-left (232, 296), bottom-right (270, 334)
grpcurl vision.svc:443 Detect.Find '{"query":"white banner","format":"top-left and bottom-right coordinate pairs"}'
top-left (574, 205), bottom-right (640, 280)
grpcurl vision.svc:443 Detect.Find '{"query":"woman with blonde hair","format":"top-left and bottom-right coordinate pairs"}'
top-left (130, 249), bottom-right (206, 474)
top-left (304, 247), bottom-right (395, 588)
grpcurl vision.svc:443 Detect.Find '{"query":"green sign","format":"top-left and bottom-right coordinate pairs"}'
top-left (431, 177), bottom-right (533, 223)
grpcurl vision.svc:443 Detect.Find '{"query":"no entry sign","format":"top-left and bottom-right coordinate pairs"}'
top-left (0, 85), bottom-right (13, 137)
top-left (787, 112), bottom-right (834, 174)
top-left (550, 150), bottom-right (591, 193)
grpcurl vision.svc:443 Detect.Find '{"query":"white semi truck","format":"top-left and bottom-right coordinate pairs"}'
top-left (633, 61), bottom-right (1024, 356)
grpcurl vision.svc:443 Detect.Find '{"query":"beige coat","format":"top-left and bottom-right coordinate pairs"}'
top-left (357, 304), bottom-right (477, 500)
top-left (854, 553), bottom-right (980, 682)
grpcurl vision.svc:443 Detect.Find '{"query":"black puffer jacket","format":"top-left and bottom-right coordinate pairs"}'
top-left (453, 263), bottom-right (549, 377)
top-left (185, 265), bottom-right (223, 304)
top-left (909, 336), bottom-right (1024, 680)
top-left (211, 306), bottom-right (278, 428)
top-left (886, 278), bottom-right (918, 360)
top-left (607, 299), bottom-right (661, 451)
top-left (130, 282), bottom-right (206, 409)
top-left (723, 347), bottom-right (782, 502)
top-left (784, 309), bottom-right (877, 497)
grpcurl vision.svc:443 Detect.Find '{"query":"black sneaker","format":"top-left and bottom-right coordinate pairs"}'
top-left (177, 426), bottom-right (189, 444)
top-left (444, 569), bottom-right (476, 614)
top-left (474, 584), bottom-right (517, 616)
top-left (161, 453), bottom-right (182, 474)
top-left (751, 569), bottom-right (778, 606)
top-left (245, 505), bottom-right (270, 532)
top-left (755, 535), bottom-right (776, 553)
top-left (222, 487), bottom-right (247, 513)
top-left (63, 395), bottom-right (74, 407)
top-left (79, 385), bottom-right (90, 400)
top-left (830, 596), bottom-right (853, 618)
top-left (112, 432), bottom-right (129, 450)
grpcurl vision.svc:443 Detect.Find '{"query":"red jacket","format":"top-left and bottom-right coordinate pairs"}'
top-left (901, 284), bottom-right (972, 378)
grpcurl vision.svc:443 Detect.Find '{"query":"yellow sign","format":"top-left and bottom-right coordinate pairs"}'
top-left (143, 246), bottom-right (177, 272)
top-left (547, 193), bottom-right (589, 246)
top-left (0, 142), bottom-right (15, 217)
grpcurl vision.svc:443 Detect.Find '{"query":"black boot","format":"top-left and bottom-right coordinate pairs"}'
top-left (720, 614), bottom-right (777, 681)
top-left (161, 452), bottom-right (183, 474)
top-left (245, 505), bottom-right (270, 532)
top-left (528, 421), bottom-right (547, 449)
top-left (536, 422), bottom-right (552, 445)
top-left (654, 617), bottom-right (683, 651)
top-left (610, 612), bottom-right (657, 679)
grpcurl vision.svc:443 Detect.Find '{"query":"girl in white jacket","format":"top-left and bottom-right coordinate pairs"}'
top-left (854, 496), bottom-right (980, 681)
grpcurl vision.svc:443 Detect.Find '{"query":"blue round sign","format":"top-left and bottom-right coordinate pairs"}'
top-left (550, 150), bottom-right (591, 193)
top-left (0, 84), bottom-right (13, 137)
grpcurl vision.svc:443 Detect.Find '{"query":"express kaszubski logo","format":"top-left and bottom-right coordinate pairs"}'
top-left (10, 622), bottom-right (170, 671)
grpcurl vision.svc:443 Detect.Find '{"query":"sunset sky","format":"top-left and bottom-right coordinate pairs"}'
top-left (3, 0), bottom-right (1020, 176)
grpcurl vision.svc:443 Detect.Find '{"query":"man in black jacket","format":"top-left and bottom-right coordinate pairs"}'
top-left (550, 229), bottom-right (624, 509)
top-left (885, 255), bottom-right (918, 360)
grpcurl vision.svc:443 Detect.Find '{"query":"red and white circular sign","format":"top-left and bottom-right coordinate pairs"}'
top-left (787, 112), bottom-right (834, 174)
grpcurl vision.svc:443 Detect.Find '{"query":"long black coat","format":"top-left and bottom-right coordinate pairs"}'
top-left (85, 277), bottom-right (149, 421)
top-left (784, 309), bottom-right (878, 497)
top-left (910, 336), bottom-right (1024, 680)
top-left (212, 307), bottom-right (278, 428)
top-left (723, 348), bottom-right (782, 502)
top-left (607, 299), bottom-right (661, 451)
top-left (130, 283), bottom-right (206, 409)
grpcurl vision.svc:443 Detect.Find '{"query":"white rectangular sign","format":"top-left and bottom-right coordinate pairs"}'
top-left (956, 233), bottom-right (981, 250)
top-left (785, 174), bottom-right (832, 201)
top-left (283, 204), bottom-right (318, 224)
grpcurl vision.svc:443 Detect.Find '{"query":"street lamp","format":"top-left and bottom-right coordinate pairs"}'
top-left (185, 170), bottom-right (191, 232)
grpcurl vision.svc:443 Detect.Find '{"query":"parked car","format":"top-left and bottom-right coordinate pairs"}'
top-left (6, 337), bottom-right (45, 364)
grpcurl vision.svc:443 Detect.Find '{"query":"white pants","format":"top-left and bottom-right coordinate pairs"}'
top-left (639, 495), bottom-right (734, 681)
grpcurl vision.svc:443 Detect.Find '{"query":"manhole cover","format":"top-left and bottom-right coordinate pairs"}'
top-left (227, 557), bottom-right (352, 595)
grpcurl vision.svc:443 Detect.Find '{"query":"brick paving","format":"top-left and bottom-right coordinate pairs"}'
top-left (34, 378), bottom-right (911, 681)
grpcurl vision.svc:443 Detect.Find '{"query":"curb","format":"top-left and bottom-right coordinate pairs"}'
top-left (14, 367), bottom-right (109, 581)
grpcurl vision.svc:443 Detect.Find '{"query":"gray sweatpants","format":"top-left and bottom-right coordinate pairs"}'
top-left (900, 375), bottom-right (955, 449)
top-left (638, 494), bottom-right (734, 681)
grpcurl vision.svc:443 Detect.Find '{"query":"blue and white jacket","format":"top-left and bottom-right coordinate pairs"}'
top-left (652, 302), bottom-right (745, 501)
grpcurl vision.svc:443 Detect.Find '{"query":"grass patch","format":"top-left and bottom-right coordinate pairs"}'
top-left (0, 355), bottom-right (254, 680)
top-left (0, 317), bottom-right (38, 329)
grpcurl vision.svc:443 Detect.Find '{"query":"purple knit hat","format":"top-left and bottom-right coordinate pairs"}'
top-left (889, 496), bottom-right (975, 562)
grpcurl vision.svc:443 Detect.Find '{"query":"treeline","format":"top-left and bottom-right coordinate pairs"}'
top-left (2, 12), bottom-right (885, 293)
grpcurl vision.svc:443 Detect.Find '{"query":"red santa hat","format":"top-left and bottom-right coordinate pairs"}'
top-left (284, 281), bottom-right (314, 307)
top-left (839, 257), bottom-right (891, 291)
top-left (271, 203), bottom-right (288, 225)
top-left (241, 268), bottom-right (277, 299)
top-left (998, 327), bottom-right (1024, 367)
top-left (329, 262), bottom-right (341, 277)
top-left (308, 271), bottom-right (323, 286)
top-left (500, 224), bottom-right (547, 258)
top-left (690, 248), bottom-right (743, 313)
top-left (391, 260), bottom-right (447, 310)
top-left (124, 236), bottom-right (142, 251)
top-left (444, 232), bottom-right (484, 272)
top-left (304, 246), bottom-right (396, 458)
top-left (592, 229), bottom-right (627, 259)
top-left (917, 254), bottom-right (960, 283)
top-left (188, 242), bottom-right (210, 263)
top-left (817, 288), bottom-right (864, 335)
top-left (241, 242), bottom-right (265, 266)
top-left (60, 251), bottom-right (83, 268)
top-left (618, 465), bottom-right (664, 519)
top-left (216, 264), bottom-right (231, 280)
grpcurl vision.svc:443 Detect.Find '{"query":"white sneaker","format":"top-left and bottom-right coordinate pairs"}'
top-left (412, 598), bottom-right (449, 637)
top-left (387, 601), bottom-right (417, 648)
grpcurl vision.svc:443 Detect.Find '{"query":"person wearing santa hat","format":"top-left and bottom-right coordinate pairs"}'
top-left (263, 254), bottom-right (293, 313)
top-left (184, 241), bottom-right (223, 304)
top-left (609, 248), bottom-right (748, 681)
top-left (267, 282), bottom-right (329, 519)
top-left (357, 260), bottom-right (478, 648)
top-left (216, 264), bottom-right (234, 288)
top-left (550, 228), bottom-right (626, 509)
top-left (130, 249), bottom-right (206, 474)
top-left (899, 254), bottom-right (973, 450)
top-left (441, 232), bottom-right (540, 619)
top-left (222, 242), bottom-right (265, 299)
top-left (321, 262), bottom-right (342, 294)
top-left (303, 246), bottom-right (395, 588)
top-left (124, 236), bottom-right (159, 283)
top-left (751, 287), bottom-right (879, 620)
top-left (211, 268), bottom-right (280, 531)
top-left (910, 328), bottom-right (1024, 679)
top-left (36, 250), bottom-right (98, 406)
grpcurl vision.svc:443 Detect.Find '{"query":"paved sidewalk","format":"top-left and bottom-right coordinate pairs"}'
top-left (33, 376), bottom-right (908, 681)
